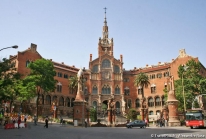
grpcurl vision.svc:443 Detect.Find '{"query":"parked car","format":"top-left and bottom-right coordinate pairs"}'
top-left (126, 120), bottom-right (147, 128)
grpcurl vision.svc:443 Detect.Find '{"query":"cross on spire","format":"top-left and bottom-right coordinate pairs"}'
top-left (104, 7), bottom-right (107, 14)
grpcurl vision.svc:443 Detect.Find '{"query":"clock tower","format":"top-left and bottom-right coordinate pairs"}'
top-left (88, 8), bottom-right (125, 121)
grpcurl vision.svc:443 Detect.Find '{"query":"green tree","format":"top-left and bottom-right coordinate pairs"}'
top-left (126, 108), bottom-right (138, 121)
top-left (175, 59), bottom-right (206, 111)
top-left (68, 76), bottom-right (78, 94)
top-left (0, 58), bottom-right (35, 112)
top-left (24, 58), bottom-right (57, 117)
top-left (134, 72), bottom-right (150, 120)
top-left (134, 72), bottom-right (150, 98)
top-left (90, 108), bottom-right (97, 122)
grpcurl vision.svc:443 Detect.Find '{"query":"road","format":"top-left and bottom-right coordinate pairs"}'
top-left (1, 122), bottom-right (205, 139)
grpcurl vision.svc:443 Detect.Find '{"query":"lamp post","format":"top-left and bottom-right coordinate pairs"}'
top-left (0, 45), bottom-right (18, 51)
top-left (181, 66), bottom-right (188, 114)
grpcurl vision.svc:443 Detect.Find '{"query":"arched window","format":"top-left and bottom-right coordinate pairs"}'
top-left (59, 97), bottom-right (64, 106)
top-left (102, 59), bottom-right (111, 68)
top-left (149, 111), bottom-right (154, 115)
top-left (92, 65), bottom-right (98, 73)
top-left (102, 85), bottom-right (111, 94)
top-left (57, 82), bottom-right (62, 92)
top-left (71, 98), bottom-right (75, 107)
top-left (26, 60), bottom-right (30, 67)
top-left (124, 87), bottom-right (130, 96)
top-left (40, 94), bottom-right (44, 105)
top-left (162, 96), bottom-right (165, 106)
top-left (93, 101), bottom-right (97, 108)
top-left (115, 86), bottom-right (120, 94)
top-left (92, 85), bottom-right (98, 94)
top-left (66, 97), bottom-right (71, 107)
top-left (45, 95), bottom-right (51, 105)
top-left (156, 110), bottom-right (161, 116)
top-left (53, 96), bottom-right (57, 103)
top-left (128, 99), bottom-right (132, 108)
top-left (148, 98), bottom-right (154, 107)
top-left (114, 65), bottom-right (120, 73)
top-left (155, 97), bottom-right (161, 106)
top-left (135, 99), bottom-right (140, 108)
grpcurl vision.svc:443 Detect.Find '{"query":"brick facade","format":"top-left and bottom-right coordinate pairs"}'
top-left (9, 14), bottom-right (206, 119)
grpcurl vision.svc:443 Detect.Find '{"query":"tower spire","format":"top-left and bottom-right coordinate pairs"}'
top-left (102, 7), bottom-right (108, 38)
top-left (104, 7), bottom-right (107, 26)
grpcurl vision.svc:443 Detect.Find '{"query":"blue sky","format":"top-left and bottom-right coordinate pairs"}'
top-left (1, 0), bottom-right (206, 70)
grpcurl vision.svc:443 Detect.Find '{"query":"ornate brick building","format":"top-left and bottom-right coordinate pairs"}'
top-left (9, 12), bottom-right (206, 119)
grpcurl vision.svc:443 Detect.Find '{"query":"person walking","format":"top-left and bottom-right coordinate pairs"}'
top-left (44, 116), bottom-right (48, 128)
top-left (24, 114), bottom-right (28, 123)
top-left (18, 116), bottom-right (21, 129)
top-left (85, 121), bottom-right (87, 128)
top-left (34, 115), bottom-right (37, 125)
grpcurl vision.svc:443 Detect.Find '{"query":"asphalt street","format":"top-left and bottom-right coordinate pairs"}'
top-left (0, 122), bottom-right (206, 139)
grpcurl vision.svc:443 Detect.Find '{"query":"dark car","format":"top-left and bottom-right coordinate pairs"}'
top-left (126, 120), bottom-right (147, 128)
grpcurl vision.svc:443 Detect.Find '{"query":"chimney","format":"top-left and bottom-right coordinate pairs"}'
top-left (62, 62), bottom-right (64, 64)
top-left (146, 64), bottom-right (148, 67)
top-left (72, 65), bottom-right (75, 67)
top-left (50, 59), bottom-right (52, 61)
top-left (172, 59), bottom-right (174, 61)
top-left (134, 67), bottom-right (136, 70)
top-left (30, 43), bottom-right (37, 52)
top-left (120, 55), bottom-right (123, 62)
top-left (158, 62), bottom-right (161, 65)
top-left (90, 54), bottom-right (92, 62)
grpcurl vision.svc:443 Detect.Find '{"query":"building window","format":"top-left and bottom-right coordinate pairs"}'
top-left (128, 99), bottom-right (132, 108)
top-left (149, 111), bottom-right (154, 115)
top-left (124, 87), bottom-right (130, 96)
top-left (64, 74), bottom-right (68, 79)
top-left (164, 72), bottom-right (169, 77)
top-left (45, 95), bottom-right (51, 105)
top-left (135, 99), bottom-right (140, 108)
top-left (151, 85), bottom-right (156, 94)
top-left (102, 59), bottom-right (111, 68)
top-left (57, 72), bottom-right (62, 77)
top-left (114, 65), bottom-right (120, 73)
top-left (115, 86), bottom-right (120, 94)
top-left (155, 97), bottom-right (161, 106)
top-left (93, 101), bottom-right (97, 108)
top-left (162, 96), bottom-right (165, 106)
top-left (138, 87), bottom-right (142, 95)
top-left (150, 74), bottom-right (155, 79)
top-left (156, 73), bottom-right (162, 78)
top-left (148, 98), bottom-right (154, 107)
top-left (26, 60), bottom-right (30, 67)
top-left (123, 78), bottom-right (129, 82)
top-left (92, 65), bottom-right (99, 73)
top-left (92, 85), bottom-right (98, 94)
top-left (59, 97), bottom-right (64, 106)
top-left (66, 97), bottom-right (71, 107)
top-left (102, 85), bottom-right (111, 94)
top-left (71, 98), bottom-right (75, 107)
top-left (57, 82), bottom-right (62, 92)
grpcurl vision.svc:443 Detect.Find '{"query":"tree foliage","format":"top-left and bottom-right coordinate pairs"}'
top-left (134, 72), bottom-right (150, 98)
top-left (68, 76), bottom-right (78, 93)
top-left (24, 58), bottom-right (57, 116)
top-left (126, 108), bottom-right (138, 121)
top-left (175, 59), bottom-right (206, 111)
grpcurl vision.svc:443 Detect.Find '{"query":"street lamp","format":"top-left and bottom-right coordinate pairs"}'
top-left (181, 65), bottom-right (188, 113)
top-left (0, 45), bottom-right (18, 51)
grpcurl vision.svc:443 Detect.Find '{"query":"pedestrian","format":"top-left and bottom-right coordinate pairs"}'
top-left (44, 116), bottom-right (48, 128)
top-left (18, 116), bottom-right (21, 129)
top-left (85, 121), bottom-right (87, 128)
top-left (34, 115), bottom-right (37, 125)
top-left (60, 115), bottom-right (63, 124)
top-left (144, 118), bottom-right (148, 127)
top-left (24, 114), bottom-right (28, 123)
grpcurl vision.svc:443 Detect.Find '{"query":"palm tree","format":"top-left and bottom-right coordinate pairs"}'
top-left (134, 72), bottom-right (150, 121)
top-left (134, 72), bottom-right (150, 98)
top-left (68, 76), bottom-right (78, 94)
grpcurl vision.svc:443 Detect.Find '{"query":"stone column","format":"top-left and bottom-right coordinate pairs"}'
top-left (167, 76), bottom-right (180, 126)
